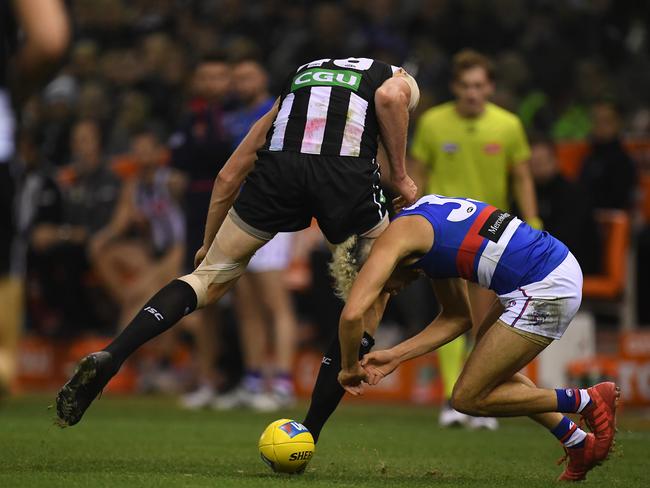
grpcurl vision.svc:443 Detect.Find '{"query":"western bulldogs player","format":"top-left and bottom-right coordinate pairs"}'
top-left (337, 195), bottom-right (618, 482)
top-left (56, 58), bottom-right (420, 433)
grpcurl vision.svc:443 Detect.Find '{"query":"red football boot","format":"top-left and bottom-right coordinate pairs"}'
top-left (581, 382), bottom-right (619, 458)
top-left (557, 433), bottom-right (606, 481)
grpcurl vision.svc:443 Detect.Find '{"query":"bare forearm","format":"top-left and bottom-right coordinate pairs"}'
top-left (339, 317), bottom-right (365, 370)
top-left (376, 96), bottom-right (409, 181)
top-left (202, 172), bottom-right (242, 247)
top-left (391, 316), bottom-right (471, 364)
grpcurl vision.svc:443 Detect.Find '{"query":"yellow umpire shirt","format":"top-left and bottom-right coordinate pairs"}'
top-left (410, 101), bottom-right (531, 211)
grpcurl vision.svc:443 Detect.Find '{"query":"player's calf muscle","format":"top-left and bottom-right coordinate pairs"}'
top-left (452, 379), bottom-right (559, 416)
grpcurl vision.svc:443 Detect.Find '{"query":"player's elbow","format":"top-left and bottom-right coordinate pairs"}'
top-left (340, 305), bottom-right (363, 327)
top-left (375, 84), bottom-right (408, 110)
top-left (215, 169), bottom-right (237, 193)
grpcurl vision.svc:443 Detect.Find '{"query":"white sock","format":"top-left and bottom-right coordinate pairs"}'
top-left (564, 422), bottom-right (588, 447)
top-left (576, 389), bottom-right (591, 413)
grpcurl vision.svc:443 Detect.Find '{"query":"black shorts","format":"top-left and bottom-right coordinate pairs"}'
top-left (233, 150), bottom-right (388, 244)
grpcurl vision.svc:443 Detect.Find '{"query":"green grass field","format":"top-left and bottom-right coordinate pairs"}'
top-left (1, 395), bottom-right (648, 488)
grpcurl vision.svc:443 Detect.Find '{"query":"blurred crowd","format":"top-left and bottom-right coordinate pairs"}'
top-left (13, 0), bottom-right (650, 159)
top-left (5, 0), bottom-right (650, 400)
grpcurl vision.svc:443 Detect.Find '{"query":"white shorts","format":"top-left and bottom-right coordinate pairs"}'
top-left (498, 252), bottom-right (583, 340)
top-left (247, 232), bottom-right (293, 273)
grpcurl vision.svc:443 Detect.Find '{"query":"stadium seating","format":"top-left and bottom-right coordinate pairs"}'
top-left (556, 141), bottom-right (649, 329)
top-left (582, 210), bottom-right (630, 300)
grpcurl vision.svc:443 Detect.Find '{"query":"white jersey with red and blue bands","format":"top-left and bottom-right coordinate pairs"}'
top-left (396, 195), bottom-right (569, 295)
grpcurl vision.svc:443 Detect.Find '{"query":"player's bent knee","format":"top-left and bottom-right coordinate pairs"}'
top-left (179, 260), bottom-right (246, 308)
top-left (180, 226), bottom-right (257, 307)
top-left (450, 387), bottom-right (484, 416)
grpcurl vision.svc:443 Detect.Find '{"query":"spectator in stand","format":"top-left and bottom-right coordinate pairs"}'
top-left (31, 119), bottom-right (120, 334)
top-left (578, 101), bottom-right (638, 211)
top-left (89, 127), bottom-right (188, 392)
top-left (410, 49), bottom-right (540, 430)
top-left (169, 54), bottom-right (233, 405)
top-left (75, 81), bottom-right (112, 133)
top-left (14, 130), bottom-right (65, 335)
top-left (90, 128), bottom-right (186, 329)
top-left (39, 74), bottom-right (77, 166)
top-left (212, 60), bottom-right (298, 411)
top-left (223, 60), bottom-right (275, 147)
top-left (529, 135), bottom-right (600, 275)
top-left (106, 90), bottom-right (151, 155)
top-left (60, 120), bottom-right (120, 235)
top-left (169, 53), bottom-right (234, 271)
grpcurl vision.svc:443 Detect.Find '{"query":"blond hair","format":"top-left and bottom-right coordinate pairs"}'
top-left (329, 235), bottom-right (374, 300)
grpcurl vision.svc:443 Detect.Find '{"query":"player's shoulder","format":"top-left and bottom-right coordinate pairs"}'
top-left (484, 103), bottom-right (523, 128)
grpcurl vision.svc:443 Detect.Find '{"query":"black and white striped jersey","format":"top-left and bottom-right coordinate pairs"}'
top-left (265, 57), bottom-right (399, 159)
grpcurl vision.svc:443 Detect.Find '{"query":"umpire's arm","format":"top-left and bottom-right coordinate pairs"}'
top-left (509, 119), bottom-right (541, 228)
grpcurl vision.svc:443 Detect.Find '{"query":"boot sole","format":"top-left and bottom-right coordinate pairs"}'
top-left (55, 354), bottom-right (100, 428)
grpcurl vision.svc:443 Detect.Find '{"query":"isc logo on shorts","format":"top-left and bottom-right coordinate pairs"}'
top-left (279, 421), bottom-right (309, 438)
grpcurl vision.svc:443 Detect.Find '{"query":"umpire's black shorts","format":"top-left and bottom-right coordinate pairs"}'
top-left (232, 149), bottom-right (388, 244)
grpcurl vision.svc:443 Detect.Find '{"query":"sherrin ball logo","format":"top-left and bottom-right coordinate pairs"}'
top-left (258, 419), bottom-right (315, 474)
top-left (279, 420), bottom-right (309, 438)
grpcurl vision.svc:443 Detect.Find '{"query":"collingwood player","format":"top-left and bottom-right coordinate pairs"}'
top-left (56, 57), bottom-right (420, 430)
top-left (1, 0), bottom-right (68, 396)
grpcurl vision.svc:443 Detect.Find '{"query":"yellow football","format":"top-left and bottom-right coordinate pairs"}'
top-left (258, 419), bottom-right (315, 474)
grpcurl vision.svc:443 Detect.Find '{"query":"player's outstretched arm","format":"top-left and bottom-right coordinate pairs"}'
top-left (362, 278), bottom-right (473, 384)
top-left (375, 76), bottom-right (417, 205)
top-left (338, 217), bottom-right (431, 395)
top-left (196, 100), bottom-right (279, 266)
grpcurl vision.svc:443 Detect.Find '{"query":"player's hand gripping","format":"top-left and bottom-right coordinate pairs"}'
top-left (338, 363), bottom-right (368, 396)
top-left (391, 174), bottom-right (417, 206)
top-left (361, 349), bottom-right (400, 385)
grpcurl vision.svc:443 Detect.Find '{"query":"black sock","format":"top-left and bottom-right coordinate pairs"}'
top-left (103, 280), bottom-right (197, 367)
top-left (302, 331), bottom-right (375, 443)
